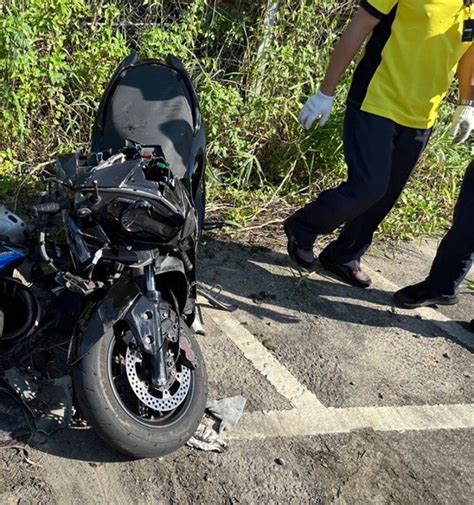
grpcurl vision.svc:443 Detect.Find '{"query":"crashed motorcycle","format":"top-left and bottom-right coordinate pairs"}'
top-left (0, 54), bottom-right (208, 458)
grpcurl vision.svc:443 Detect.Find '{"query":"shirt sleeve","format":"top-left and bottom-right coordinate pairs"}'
top-left (360, 0), bottom-right (398, 19)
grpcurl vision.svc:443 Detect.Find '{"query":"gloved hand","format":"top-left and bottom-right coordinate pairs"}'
top-left (299, 91), bottom-right (335, 130)
top-left (450, 105), bottom-right (474, 145)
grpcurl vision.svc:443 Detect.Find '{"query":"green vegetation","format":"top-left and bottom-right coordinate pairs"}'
top-left (0, 1), bottom-right (470, 238)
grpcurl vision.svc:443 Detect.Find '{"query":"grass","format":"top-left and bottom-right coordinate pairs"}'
top-left (0, 0), bottom-right (471, 241)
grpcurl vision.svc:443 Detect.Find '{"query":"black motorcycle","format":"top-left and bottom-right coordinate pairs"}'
top-left (0, 54), bottom-right (208, 458)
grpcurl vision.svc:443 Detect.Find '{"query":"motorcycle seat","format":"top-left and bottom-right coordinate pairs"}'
top-left (92, 60), bottom-right (197, 180)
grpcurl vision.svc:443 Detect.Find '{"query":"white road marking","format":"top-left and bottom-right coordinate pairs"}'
top-left (242, 259), bottom-right (474, 350)
top-left (205, 305), bottom-right (324, 410)
top-left (200, 260), bottom-right (473, 439)
top-left (230, 404), bottom-right (474, 439)
top-left (365, 269), bottom-right (474, 351)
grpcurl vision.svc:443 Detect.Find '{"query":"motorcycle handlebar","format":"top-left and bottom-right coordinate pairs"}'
top-left (33, 199), bottom-right (70, 215)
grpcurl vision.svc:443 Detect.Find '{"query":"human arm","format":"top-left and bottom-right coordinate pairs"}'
top-left (451, 44), bottom-right (474, 144)
top-left (320, 7), bottom-right (382, 96)
top-left (458, 43), bottom-right (474, 102)
top-left (300, 5), bottom-right (383, 129)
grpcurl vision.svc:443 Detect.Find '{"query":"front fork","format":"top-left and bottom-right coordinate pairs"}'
top-left (144, 265), bottom-right (169, 388)
top-left (125, 265), bottom-right (169, 388)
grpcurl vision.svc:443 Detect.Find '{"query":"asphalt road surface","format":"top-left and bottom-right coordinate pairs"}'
top-left (1, 237), bottom-right (472, 504)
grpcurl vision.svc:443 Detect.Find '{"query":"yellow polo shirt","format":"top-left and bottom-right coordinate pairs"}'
top-left (348, 0), bottom-right (472, 129)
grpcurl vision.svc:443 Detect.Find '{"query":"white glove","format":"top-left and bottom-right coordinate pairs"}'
top-left (299, 91), bottom-right (335, 130)
top-left (450, 105), bottom-right (474, 145)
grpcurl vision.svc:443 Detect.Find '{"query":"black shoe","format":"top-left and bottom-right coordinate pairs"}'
top-left (394, 281), bottom-right (459, 309)
top-left (318, 251), bottom-right (372, 288)
top-left (283, 218), bottom-right (316, 270)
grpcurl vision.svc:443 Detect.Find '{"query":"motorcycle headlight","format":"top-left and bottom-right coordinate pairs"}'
top-left (118, 200), bottom-right (182, 243)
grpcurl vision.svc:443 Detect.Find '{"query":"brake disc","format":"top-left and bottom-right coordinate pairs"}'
top-left (125, 347), bottom-right (191, 412)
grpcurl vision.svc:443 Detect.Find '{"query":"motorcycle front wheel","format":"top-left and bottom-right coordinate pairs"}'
top-left (73, 321), bottom-right (207, 459)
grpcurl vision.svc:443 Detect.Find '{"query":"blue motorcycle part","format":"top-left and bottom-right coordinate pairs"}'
top-left (0, 243), bottom-right (27, 272)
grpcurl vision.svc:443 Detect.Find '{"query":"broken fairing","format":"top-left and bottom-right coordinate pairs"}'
top-left (0, 206), bottom-right (27, 245)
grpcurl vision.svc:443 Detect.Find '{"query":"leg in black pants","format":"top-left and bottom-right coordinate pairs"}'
top-left (287, 107), bottom-right (397, 250)
top-left (394, 162), bottom-right (474, 308)
top-left (320, 124), bottom-right (432, 269)
top-left (286, 106), bottom-right (431, 285)
top-left (427, 162), bottom-right (474, 295)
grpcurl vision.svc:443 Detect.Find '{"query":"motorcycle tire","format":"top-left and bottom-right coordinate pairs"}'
top-left (73, 321), bottom-right (207, 459)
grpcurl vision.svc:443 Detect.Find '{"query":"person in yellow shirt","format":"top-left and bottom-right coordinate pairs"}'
top-left (284, 0), bottom-right (474, 288)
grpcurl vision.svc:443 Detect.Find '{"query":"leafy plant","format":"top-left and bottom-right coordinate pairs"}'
top-left (0, 0), bottom-right (470, 239)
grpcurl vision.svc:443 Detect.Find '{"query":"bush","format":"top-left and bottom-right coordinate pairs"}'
top-left (0, 0), bottom-right (470, 237)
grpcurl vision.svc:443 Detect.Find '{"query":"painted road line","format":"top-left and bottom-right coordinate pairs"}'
top-left (203, 303), bottom-right (325, 411)
top-left (365, 269), bottom-right (474, 351)
top-left (243, 259), bottom-right (474, 351)
top-left (200, 270), bottom-right (473, 439)
top-left (229, 404), bottom-right (474, 439)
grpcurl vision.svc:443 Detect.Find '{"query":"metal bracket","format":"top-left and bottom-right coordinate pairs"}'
top-left (124, 294), bottom-right (168, 388)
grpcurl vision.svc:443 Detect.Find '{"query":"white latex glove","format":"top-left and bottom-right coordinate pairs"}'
top-left (299, 91), bottom-right (335, 130)
top-left (450, 105), bottom-right (474, 145)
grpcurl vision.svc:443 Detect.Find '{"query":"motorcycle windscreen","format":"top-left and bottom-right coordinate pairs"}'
top-left (96, 63), bottom-right (194, 179)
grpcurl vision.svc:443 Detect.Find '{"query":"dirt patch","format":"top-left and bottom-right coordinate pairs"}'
top-left (0, 448), bottom-right (54, 504)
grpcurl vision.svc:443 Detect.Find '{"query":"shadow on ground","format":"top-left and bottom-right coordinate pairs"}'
top-left (199, 238), bottom-right (473, 350)
top-left (32, 427), bottom-right (130, 464)
top-left (22, 237), bottom-right (473, 463)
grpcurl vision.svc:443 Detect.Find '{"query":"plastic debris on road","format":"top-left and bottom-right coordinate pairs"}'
top-left (187, 395), bottom-right (247, 453)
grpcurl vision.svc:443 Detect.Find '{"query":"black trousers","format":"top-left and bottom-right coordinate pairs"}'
top-left (294, 106), bottom-right (432, 268)
top-left (427, 162), bottom-right (474, 296)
